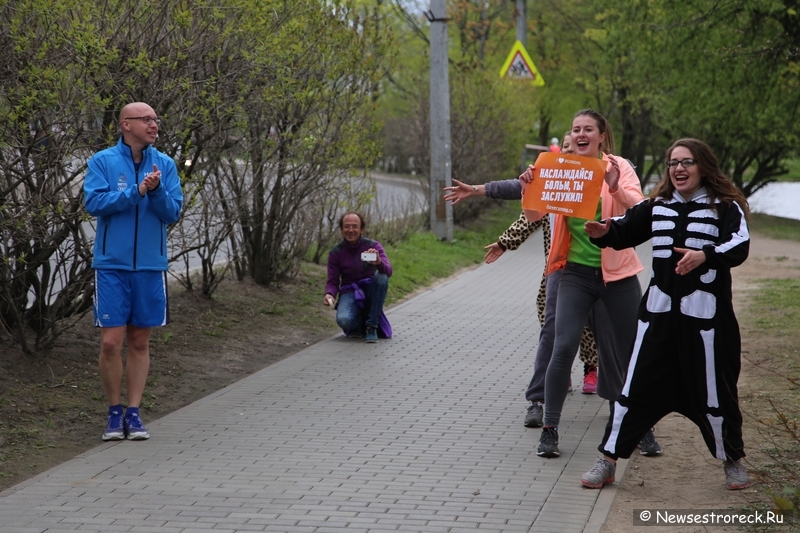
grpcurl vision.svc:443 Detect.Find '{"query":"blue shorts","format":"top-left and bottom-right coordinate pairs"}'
top-left (93, 270), bottom-right (170, 328)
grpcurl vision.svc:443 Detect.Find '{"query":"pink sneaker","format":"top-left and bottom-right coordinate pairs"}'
top-left (582, 368), bottom-right (597, 394)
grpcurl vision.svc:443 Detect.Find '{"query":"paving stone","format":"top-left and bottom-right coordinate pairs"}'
top-left (0, 235), bottom-right (649, 532)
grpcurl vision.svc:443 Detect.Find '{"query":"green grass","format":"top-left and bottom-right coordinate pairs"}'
top-left (751, 279), bottom-right (800, 333)
top-left (743, 278), bottom-right (800, 522)
top-left (383, 202), bottom-right (523, 304)
top-left (749, 213), bottom-right (800, 243)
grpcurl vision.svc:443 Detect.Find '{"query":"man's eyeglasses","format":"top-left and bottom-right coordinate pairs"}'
top-left (666, 158), bottom-right (696, 169)
top-left (124, 116), bottom-right (162, 127)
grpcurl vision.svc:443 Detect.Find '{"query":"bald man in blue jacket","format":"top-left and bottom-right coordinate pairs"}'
top-left (84, 102), bottom-right (183, 441)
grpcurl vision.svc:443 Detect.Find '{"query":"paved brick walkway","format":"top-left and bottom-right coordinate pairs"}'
top-left (0, 232), bottom-right (638, 533)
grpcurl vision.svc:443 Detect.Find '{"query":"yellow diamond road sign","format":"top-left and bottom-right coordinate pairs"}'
top-left (500, 40), bottom-right (545, 86)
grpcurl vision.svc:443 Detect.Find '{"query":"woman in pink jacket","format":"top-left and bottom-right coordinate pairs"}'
top-left (521, 109), bottom-right (646, 458)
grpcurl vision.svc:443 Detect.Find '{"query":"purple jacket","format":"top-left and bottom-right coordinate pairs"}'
top-left (325, 237), bottom-right (392, 297)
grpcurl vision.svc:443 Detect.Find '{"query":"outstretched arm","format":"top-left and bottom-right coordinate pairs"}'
top-left (484, 211), bottom-right (544, 264)
top-left (443, 179), bottom-right (484, 204)
top-left (483, 243), bottom-right (505, 264)
top-left (588, 202), bottom-right (653, 250)
top-left (499, 211), bottom-right (543, 251)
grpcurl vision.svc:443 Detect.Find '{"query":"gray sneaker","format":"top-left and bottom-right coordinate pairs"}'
top-left (524, 402), bottom-right (544, 428)
top-left (537, 427), bottom-right (560, 457)
top-left (723, 460), bottom-right (751, 490)
top-left (639, 428), bottom-right (662, 456)
top-left (581, 456), bottom-right (616, 488)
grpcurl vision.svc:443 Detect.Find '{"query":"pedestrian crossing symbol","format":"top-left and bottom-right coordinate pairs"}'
top-left (499, 40), bottom-right (545, 86)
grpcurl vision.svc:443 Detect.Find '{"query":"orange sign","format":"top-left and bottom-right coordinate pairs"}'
top-left (521, 152), bottom-right (607, 219)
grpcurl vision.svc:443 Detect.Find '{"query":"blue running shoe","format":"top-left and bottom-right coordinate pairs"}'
top-left (365, 326), bottom-right (378, 343)
top-left (102, 407), bottom-right (125, 441)
top-left (124, 410), bottom-right (150, 440)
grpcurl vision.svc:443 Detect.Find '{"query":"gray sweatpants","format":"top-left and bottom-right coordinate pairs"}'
top-left (543, 262), bottom-right (641, 428)
top-left (525, 270), bottom-right (620, 403)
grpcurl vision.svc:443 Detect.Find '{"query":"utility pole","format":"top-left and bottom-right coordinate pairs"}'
top-left (516, 0), bottom-right (527, 47)
top-left (428, 0), bottom-right (453, 241)
top-left (516, 0), bottom-right (528, 173)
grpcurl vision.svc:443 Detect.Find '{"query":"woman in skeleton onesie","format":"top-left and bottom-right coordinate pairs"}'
top-left (581, 138), bottom-right (751, 491)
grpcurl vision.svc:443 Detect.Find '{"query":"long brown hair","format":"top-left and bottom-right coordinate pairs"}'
top-left (649, 138), bottom-right (750, 219)
top-left (573, 109), bottom-right (615, 155)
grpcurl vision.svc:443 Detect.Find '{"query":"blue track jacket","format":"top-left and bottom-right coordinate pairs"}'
top-left (84, 138), bottom-right (183, 271)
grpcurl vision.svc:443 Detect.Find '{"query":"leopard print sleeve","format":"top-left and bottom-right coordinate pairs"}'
top-left (498, 211), bottom-right (543, 251)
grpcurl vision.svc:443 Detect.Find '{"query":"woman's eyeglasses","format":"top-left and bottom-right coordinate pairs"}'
top-left (666, 158), bottom-right (696, 169)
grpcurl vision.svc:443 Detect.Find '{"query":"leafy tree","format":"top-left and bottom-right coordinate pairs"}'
top-left (666, 0), bottom-right (800, 194)
top-left (0, 0), bottom-right (394, 351)
top-left (378, 1), bottom-right (540, 224)
top-left (216, 1), bottom-right (393, 285)
top-left (524, 0), bottom-right (597, 146)
top-left (0, 0), bottom-right (108, 351)
top-left (600, 0), bottom-right (800, 193)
